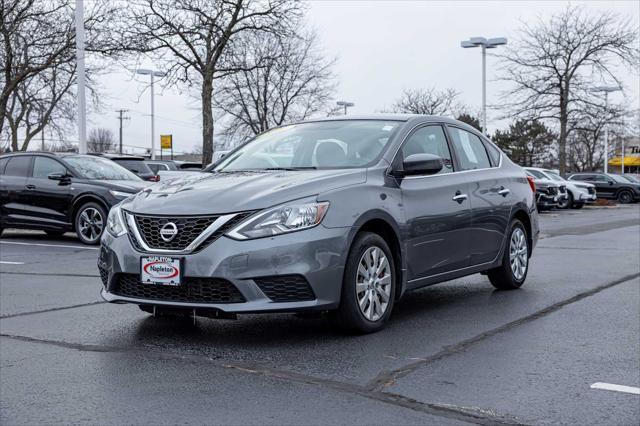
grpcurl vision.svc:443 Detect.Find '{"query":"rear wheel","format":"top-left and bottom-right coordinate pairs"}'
top-left (74, 202), bottom-right (107, 245)
top-left (337, 232), bottom-right (396, 334)
top-left (487, 219), bottom-right (529, 290)
top-left (617, 190), bottom-right (633, 204)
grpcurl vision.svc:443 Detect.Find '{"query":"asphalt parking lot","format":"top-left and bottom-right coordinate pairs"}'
top-left (1, 205), bottom-right (639, 425)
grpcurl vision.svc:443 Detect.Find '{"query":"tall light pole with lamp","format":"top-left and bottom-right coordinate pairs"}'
top-left (590, 85), bottom-right (621, 174)
top-left (75, 0), bottom-right (87, 154)
top-left (336, 101), bottom-right (355, 115)
top-left (136, 68), bottom-right (166, 160)
top-left (461, 37), bottom-right (507, 135)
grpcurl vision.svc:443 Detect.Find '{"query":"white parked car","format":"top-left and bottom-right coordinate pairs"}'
top-left (525, 167), bottom-right (596, 209)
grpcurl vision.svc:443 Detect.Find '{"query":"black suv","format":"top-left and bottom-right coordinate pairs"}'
top-left (0, 153), bottom-right (148, 244)
top-left (568, 172), bottom-right (640, 204)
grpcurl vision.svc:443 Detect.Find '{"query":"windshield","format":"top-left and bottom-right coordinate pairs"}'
top-left (622, 175), bottom-right (640, 183)
top-left (214, 120), bottom-right (402, 171)
top-left (64, 156), bottom-right (142, 181)
top-left (544, 171), bottom-right (565, 182)
top-left (526, 169), bottom-right (548, 180)
top-left (607, 174), bottom-right (631, 183)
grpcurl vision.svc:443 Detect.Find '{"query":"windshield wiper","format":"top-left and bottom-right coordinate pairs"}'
top-left (263, 166), bottom-right (318, 171)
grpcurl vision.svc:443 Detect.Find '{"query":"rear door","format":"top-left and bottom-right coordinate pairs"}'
top-left (0, 155), bottom-right (33, 225)
top-left (446, 126), bottom-right (512, 265)
top-left (399, 124), bottom-right (472, 281)
top-left (591, 174), bottom-right (615, 198)
top-left (25, 156), bottom-right (74, 226)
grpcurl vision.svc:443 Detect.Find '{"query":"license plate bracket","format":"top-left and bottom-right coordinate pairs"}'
top-left (140, 256), bottom-right (182, 286)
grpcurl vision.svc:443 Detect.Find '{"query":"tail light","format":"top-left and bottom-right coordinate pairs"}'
top-left (527, 176), bottom-right (536, 193)
top-left (149, 175), bottom-right (159, 182)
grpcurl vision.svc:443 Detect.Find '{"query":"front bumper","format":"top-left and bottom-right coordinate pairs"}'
top-left (99, 225), bottom-right (351, 313)
top-left (536, 193), bottom-right (559, 208)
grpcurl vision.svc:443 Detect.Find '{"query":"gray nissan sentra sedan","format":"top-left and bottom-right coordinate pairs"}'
top-left (99, 115), bottom-right (539, 333)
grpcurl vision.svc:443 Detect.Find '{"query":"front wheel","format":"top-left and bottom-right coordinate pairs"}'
top-left (74, 202), bottom-right (107, 245)
top-left (336, 232), bottom-right (396, 334)
top-left (487, 219), bottom-right (529, 290)
top-left (557, 192), bottom-right (573, 209)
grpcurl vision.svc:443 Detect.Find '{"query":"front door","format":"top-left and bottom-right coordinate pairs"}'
top-left (25, 156), bottom-right (73, 226)
top-left (399, 124), bottom-right (472, 280)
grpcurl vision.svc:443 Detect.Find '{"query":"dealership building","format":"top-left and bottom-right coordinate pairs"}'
top-left (609, 137), bottom-right (640, 174)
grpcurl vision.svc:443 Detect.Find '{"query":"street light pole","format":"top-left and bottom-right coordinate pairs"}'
top-left (136, 69), bottom-right (166, 160)
top-left (590, 85), bottom-right (622, 174)
top-left (461, 36), bottom-right (507, 135)
top-left (336, 101), bottom-right (355, 115)
top-left (75, 0), bottom-right (87, 154)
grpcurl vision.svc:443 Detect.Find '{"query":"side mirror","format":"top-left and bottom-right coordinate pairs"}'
top-left (399, 154), bottom-right (443, 177)
top-left (48, 172), bottom-right (71, 183)
top-left (608, 180), bottom-right (615, 185)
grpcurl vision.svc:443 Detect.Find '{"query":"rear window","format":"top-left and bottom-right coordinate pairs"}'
top-left (4, 156), bottom-right (31, 177)
top-left (114, 159), bottom-right (153, 174)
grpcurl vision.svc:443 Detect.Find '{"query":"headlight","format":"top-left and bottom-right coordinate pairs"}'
top-left (109, 190), bottom-right (134, 199)
top-left (106, 205), bottom-right (127, 237)
top-left (226, 201), bottom-right (329, 240)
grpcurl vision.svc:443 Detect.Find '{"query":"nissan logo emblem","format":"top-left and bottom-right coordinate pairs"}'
top-left (159, 222), bottom-right (178, 242)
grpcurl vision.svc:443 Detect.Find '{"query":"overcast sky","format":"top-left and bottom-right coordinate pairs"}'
top-left (86, 0), bottom-right (639, 156)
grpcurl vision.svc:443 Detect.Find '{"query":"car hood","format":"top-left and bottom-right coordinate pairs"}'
top-left (88, 179), bottom-right (151, 193)
top-left (123, 169), bottom-right (366, 215)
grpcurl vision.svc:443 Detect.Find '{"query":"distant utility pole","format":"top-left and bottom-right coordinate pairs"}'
top-left (116, 109), bottom-right (129, 154)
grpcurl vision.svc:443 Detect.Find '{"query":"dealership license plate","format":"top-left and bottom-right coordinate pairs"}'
top-left (140, 256), bottom-right (182, 286)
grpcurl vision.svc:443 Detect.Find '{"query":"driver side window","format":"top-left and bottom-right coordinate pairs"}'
top-left (401, 126), bottom-right (453, 174)
top-left (32, 157), bottom-right (67, 179)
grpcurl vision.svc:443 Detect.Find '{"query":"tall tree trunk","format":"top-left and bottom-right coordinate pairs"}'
top-left (558, 85), bottom-right (568, 176)
top-left (201, 79), bottom-right (214, 164)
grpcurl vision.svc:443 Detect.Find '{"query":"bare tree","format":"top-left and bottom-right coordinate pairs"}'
top-left (499, 6), bottom-right (638, 175)
top-left (388, 87), bottom-right (459, 116)
top-left (1, 0), bottom-right (117, 151)
top-left (492, 119), bottom-right (557, 168)
top-left (87, 127), bottom-right (116, 153)
top-left (121, 0), bottom-right (302, 164)
top-left (216, 30), bottom-right (336, 140)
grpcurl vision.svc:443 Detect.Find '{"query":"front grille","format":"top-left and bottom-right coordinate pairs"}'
top-left (113, 274), bottom-right (245, 304)
top-left (134, 214), bottom-right (219, 250)
top-left (546, 186), bottom-right (558, 195)
top-left (125, 211), bottom-right (255, 253)
top-left (254, 275), bottom-right (316, 302)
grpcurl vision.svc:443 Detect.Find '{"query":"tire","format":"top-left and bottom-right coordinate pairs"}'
top-left (45, 230), bottom-right (66, 238)
top-left (557, 192), bottom-right (573, 209)
top-left (617, 190), bottom-right (633, 204)
top-left (571, 202), bottom-right (584, 209)
top-left (487, 219), bottom-right (529, 290)
top-left (336, 232), bottom-right (396, 334)
top-left (74, 202), bottom-right (107, 245)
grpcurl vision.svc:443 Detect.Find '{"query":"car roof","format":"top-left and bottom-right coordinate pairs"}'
top-left (94, 153), bottom-right (146, 160)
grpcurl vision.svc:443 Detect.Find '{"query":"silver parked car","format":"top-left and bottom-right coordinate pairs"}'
top-left (525, 167), bottom-right (596, 209)
top-left (99, 116), bottom-right (539, 333)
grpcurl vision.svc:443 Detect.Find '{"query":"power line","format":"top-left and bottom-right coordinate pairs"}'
top-left (116, 109), bottom-right (130, 154)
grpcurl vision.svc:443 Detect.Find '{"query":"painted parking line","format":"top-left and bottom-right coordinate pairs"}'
top-left (0, 261), bottom-right (25, 265)
top-left (590, 382), bottom-right (640, 395)
top-left (0, 241), bottom-right (99, 250)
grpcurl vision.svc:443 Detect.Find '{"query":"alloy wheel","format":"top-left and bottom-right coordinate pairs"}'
top-left (509, 227), bottom-right (528, 281)
top-left (78, 207), bottom-right (104, 242)
top-left (355, 246), bottom-right (392, 322)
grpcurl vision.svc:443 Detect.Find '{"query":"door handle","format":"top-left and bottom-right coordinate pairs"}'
top-left (26, 184), bottom-right (36, 190)
top-left (497, 187), bottom-right (510, 197)
top-left (452, 192), bottom-right (468, 203)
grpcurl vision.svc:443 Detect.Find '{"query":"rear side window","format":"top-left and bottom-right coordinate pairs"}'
top-left (0, 157), bottom-right (8, 174)
top-left (4, 156), bottom-right (31, 177)
top-left (485, 142), bottom-right (501, 166)
top-left (32, 156), bottom-right (67, 178)
top-left (449, 128), bottom-right (491, 170)
top-left (401, 125), bottom-right (453, 174)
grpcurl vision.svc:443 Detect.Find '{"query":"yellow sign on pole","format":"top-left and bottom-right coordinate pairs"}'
top-left (160, 134), bottom-right (172, 149)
